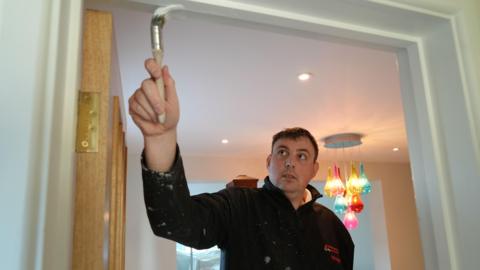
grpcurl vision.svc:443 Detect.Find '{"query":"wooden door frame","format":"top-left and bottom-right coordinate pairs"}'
top-left (35, 1), bottom-right (479, 270)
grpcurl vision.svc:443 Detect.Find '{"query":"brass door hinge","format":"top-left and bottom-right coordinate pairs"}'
top-left (76, 92), bottom-right (100, 152)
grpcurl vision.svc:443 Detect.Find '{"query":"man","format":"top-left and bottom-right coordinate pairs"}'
top-left (129, 59), bottom-right (354, 269)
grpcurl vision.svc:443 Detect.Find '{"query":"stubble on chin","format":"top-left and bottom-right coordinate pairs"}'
top-left (274, 176), bottom-right (298, 191)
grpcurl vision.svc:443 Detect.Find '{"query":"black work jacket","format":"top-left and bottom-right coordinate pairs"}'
top-left (142, 147), bottom-right (354, 270)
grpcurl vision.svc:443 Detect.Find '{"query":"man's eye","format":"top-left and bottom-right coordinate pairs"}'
top-left (278, 150), bottom-right (288, 156)
top-left (298, 153), bottom-right (307, 160)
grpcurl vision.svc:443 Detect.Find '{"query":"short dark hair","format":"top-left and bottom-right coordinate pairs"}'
top-left (271, 127), bottom-right (319, 161)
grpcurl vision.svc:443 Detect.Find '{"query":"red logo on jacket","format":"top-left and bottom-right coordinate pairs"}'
top-left (324, 244), bottom-right (341, 264)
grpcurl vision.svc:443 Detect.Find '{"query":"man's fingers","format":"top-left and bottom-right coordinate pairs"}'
top-left (130, 112), bottom-right (166, 136)
top-left (141, 78), bottom-right (165, 115)
top-left (130, 59), bottom-right (179, 135)
top-left (129, 93), bottom-right (156, 122)
top-left (143, 62), bottom-right (176, 114)
top-left (134, 90), bottom-right (158, 122)
top-left (145, 58), bottom-right (163, 80)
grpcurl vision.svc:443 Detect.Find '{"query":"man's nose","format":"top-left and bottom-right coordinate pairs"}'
top-left (285, 158), bottom-right (295, 168)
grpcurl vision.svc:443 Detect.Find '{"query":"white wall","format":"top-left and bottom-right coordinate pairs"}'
top-left (0, 1), bottom-right (55, 269)
top-left (0, 1), bottom-right (81, 270)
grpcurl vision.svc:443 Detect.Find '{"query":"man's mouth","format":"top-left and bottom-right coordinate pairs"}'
top-left (282, 173), bottom-right (297, 180)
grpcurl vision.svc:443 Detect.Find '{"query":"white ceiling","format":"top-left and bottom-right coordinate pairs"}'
top-left (109, 4), bottom-right (409, 163)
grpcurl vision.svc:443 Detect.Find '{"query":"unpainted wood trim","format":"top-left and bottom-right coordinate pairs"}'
top-left (72, 9), bottom-right (113, 270)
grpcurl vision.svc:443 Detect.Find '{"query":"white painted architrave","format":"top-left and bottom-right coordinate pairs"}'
top-left (29, 0), bottom-right (84, 270)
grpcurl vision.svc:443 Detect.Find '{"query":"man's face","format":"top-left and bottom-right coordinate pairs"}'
top-left (267, 137), bottom-right (319, 194)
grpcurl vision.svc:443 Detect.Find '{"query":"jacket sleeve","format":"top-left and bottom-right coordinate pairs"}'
top-left (141, 145), bottom-right (231, 249)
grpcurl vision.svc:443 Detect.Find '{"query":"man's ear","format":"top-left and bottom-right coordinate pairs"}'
top-left (312, 161), bottom-right (320, 177)
top-left (266, 154), bottom-right (272, 169)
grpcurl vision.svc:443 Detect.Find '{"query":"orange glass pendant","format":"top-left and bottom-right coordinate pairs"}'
top-left (325, 165), bottom-right (345, 197)
top-left (349, 193), bottom-right (364, 213)
top-left (324, 167), bottom-right (335, 197)
top-left (346, 163), bottom-right (363, 195)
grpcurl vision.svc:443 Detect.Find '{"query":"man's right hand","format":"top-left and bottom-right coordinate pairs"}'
top-left (128, 59), bottom-right (180, 172)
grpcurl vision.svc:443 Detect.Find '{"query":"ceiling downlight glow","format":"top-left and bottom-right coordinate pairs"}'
top-left (297, 72), bottom-right (312, 81)
top-left (393, 147), bottom-right (399, 152)
top-left (221, 139), bottom-right (229, 144)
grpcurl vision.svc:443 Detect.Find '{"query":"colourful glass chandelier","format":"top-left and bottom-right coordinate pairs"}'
top-left (322, 133), bottom-right (372, 230)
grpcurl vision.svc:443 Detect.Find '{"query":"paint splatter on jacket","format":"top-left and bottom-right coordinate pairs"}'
top-left (142, 147), bottom-right (354, 270)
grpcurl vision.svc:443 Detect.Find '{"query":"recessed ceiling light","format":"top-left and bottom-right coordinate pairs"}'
top-left (221, 139), bottom-right (229, 144)
top-left (392, 147), bottom-right (400, 152)
top-left (298, 72), bottom-right (312, 81)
